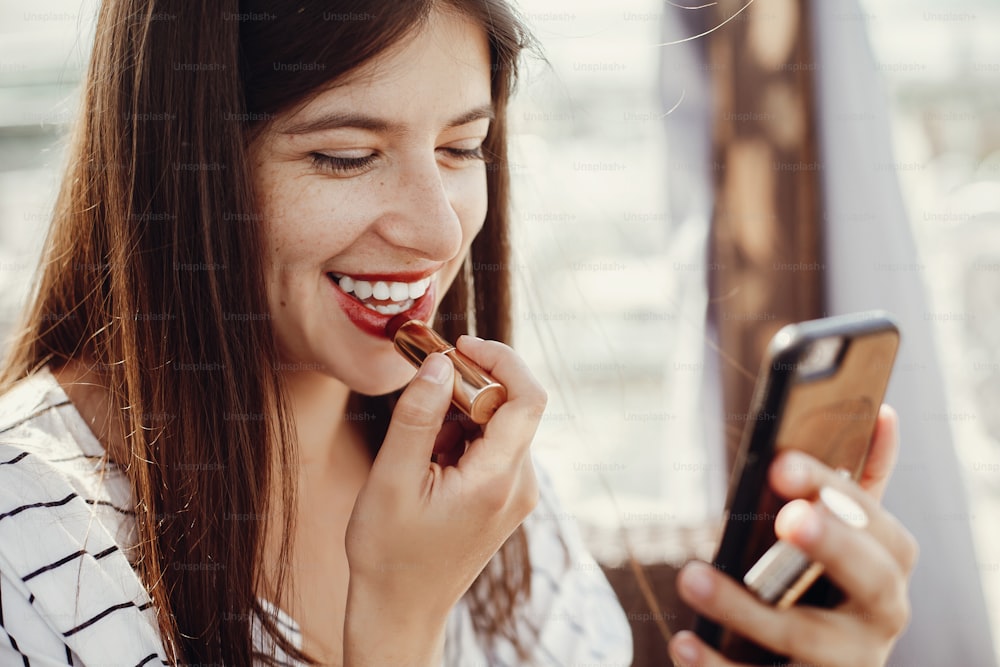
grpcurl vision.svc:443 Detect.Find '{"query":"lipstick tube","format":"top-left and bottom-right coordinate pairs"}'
top-left (389, 318), bottom-right (507, 424)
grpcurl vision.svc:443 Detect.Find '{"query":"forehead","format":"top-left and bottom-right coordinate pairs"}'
top-left (278, 9), bottom-right (493, 131)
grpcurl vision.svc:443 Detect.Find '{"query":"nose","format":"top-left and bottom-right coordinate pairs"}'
top-left (375, 153), bottom-right (465, 262)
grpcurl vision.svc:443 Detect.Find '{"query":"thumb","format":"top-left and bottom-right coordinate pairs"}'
top-left (371, 353), bottom-right (454, 489)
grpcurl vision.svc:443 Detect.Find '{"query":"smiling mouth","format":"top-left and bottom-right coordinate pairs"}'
top-left (327, 272), bottom-right (435, 316)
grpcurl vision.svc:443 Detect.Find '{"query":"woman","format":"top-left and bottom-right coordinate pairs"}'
top-left (0, 1), bottom-right (915, 666)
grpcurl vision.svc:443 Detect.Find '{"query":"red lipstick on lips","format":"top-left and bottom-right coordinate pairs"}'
top-left (386, 315), bottom-right (507, 425)
top-left (326, 272), bottom-right (437, 339)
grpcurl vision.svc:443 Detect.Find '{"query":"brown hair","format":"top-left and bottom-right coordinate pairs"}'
top-left (0, 0), bottom-right (534, 664)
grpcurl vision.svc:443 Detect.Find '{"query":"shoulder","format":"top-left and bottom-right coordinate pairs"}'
top-left (0, 367), bottom-right (107, 467)
top-left (0, 368), bottom-right (134, 578)
top-left (0, 368), bottom-right (131, 531)
top-left (0, 370), bottom-right (168, 665)
top-left (0, 367), bottom-right (73, 433)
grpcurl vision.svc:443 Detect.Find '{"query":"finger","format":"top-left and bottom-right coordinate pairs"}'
top-left (769, 450), bottom-right (918, 574)
top-left (373, 353), bottom-right (454, 490)
top-left (668, 629), bottom-right (746, 667)
top-left (857, 404), bottom-right (899, 501)
top-left (432, 412), bottom-right (472, 468)
top-left (453, 336), bottom-right (546, 463)
top-left (676, 561), bottom-right (835, 665)
top-left (677, 561), bottom-right (885, 666)
top-left (775, 498), bottom-right (912, 631)
top-left (445, 405), bottom-right (482, 440)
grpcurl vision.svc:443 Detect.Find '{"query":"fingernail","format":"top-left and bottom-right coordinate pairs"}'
top-left (670, 632), bottom-right (700, 665)
top-left (680, 562), bottom-right (715, 600)
top-left (819, 486), bottom-right (869, 528)
top-left (419, 354), bottom-right (452, 385)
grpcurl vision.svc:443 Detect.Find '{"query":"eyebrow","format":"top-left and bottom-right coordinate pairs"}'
top-left (282, 103), bottom-right (496, 136)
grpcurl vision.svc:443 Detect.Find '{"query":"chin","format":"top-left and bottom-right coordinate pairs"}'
top-left (339, 358), bottom-right (417, 398)
top-left (349, 377), bottom-right (413, 398)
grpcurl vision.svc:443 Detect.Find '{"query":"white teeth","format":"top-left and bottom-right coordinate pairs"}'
top-left (372, 303), bottom-right (408, 315)
top-left (389, 281), bottom-right (409, 301)
top-left (409, 278), bottom-right (429, 299)
top-left (330, 272), bottom-right (435, 309)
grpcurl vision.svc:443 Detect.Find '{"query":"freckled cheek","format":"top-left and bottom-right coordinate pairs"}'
top-left (255, 170), bottom-right (302, 263)
top-left (258, 180), bottom-right (366, 274)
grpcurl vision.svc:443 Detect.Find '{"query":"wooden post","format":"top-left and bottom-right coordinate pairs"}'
top-left (707, 0), bottom-right (826, 471)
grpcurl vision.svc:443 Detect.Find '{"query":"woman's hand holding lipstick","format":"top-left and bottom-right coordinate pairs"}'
top-left (343, 335), bottom-right (545, 667)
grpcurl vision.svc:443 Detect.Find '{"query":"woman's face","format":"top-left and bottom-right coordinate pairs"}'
top-left (250, 9), bottom-right (492, 395)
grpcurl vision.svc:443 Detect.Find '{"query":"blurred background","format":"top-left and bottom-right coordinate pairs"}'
top-left (1, 0), bottom-right (997, 664)
top-left (505, 1), bottom-right (1000, 663)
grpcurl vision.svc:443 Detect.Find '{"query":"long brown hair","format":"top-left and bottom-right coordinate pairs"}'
top-left (0, 0), bottom-right (534, 664)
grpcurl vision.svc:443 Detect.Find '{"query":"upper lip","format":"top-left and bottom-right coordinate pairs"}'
top-left (326, 267), bottom-right (442, 283)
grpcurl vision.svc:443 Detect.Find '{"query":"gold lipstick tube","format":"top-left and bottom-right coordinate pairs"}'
top-left (390, 319), bottom-right (507, 424)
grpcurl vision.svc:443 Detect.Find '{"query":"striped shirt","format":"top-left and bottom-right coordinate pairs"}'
top-left (0, 369), bottom-right (633, 666)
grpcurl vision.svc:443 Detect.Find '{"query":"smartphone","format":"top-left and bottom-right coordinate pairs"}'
top-left (692, 311), bottom-right (900, 663)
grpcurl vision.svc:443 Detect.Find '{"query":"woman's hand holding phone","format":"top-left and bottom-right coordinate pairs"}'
top-left (669, 405), bottom-right (919, 667)
top-left (343, 336), bottom-right (545, 667)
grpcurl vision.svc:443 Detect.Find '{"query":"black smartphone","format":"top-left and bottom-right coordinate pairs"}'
top-left (692, 311), bottom-right (900, 663)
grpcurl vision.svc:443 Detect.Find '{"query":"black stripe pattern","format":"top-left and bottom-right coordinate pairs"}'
top-left (0, 452), bottom-right (29, 466)
top-left (0, 575), bottom-right (32, 666)
top-left (0, 374), bottom-right (178, 665)
top-left (63, 600), bottom-right (153, 638)
top-left (0, 400), bottom-right (71, 436)
top-left (22, 545), bottom-right (118, 583)
top-left (0, 494), bottom-right (77, 523)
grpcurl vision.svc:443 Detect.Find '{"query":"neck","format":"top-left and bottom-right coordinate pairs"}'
top-left (281, 370), bottom-right (368, 470)
top-left (53, 357), bottom-right (373, 475)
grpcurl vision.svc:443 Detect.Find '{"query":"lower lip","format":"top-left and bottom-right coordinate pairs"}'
top-left (326, 275), bottom-right (437, 339)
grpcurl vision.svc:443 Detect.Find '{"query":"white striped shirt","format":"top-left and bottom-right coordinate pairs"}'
top-left (0, 369), bottom-right (633, 666)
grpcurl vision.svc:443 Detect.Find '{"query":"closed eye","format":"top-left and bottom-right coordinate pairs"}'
top-left (440, 146), bottom-right (484, 160)
top-left (310, 145), bottom-right (485, 175)
top-left (309, 152), bottom-right (378, 175)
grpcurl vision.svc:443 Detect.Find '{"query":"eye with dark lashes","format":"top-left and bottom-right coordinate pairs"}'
top-left (310, 145), bottom-right (486, 175)
top-left (440, 146), bottom-right (485, 161)
top-left (309, 152), bottom-right (378, 174)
